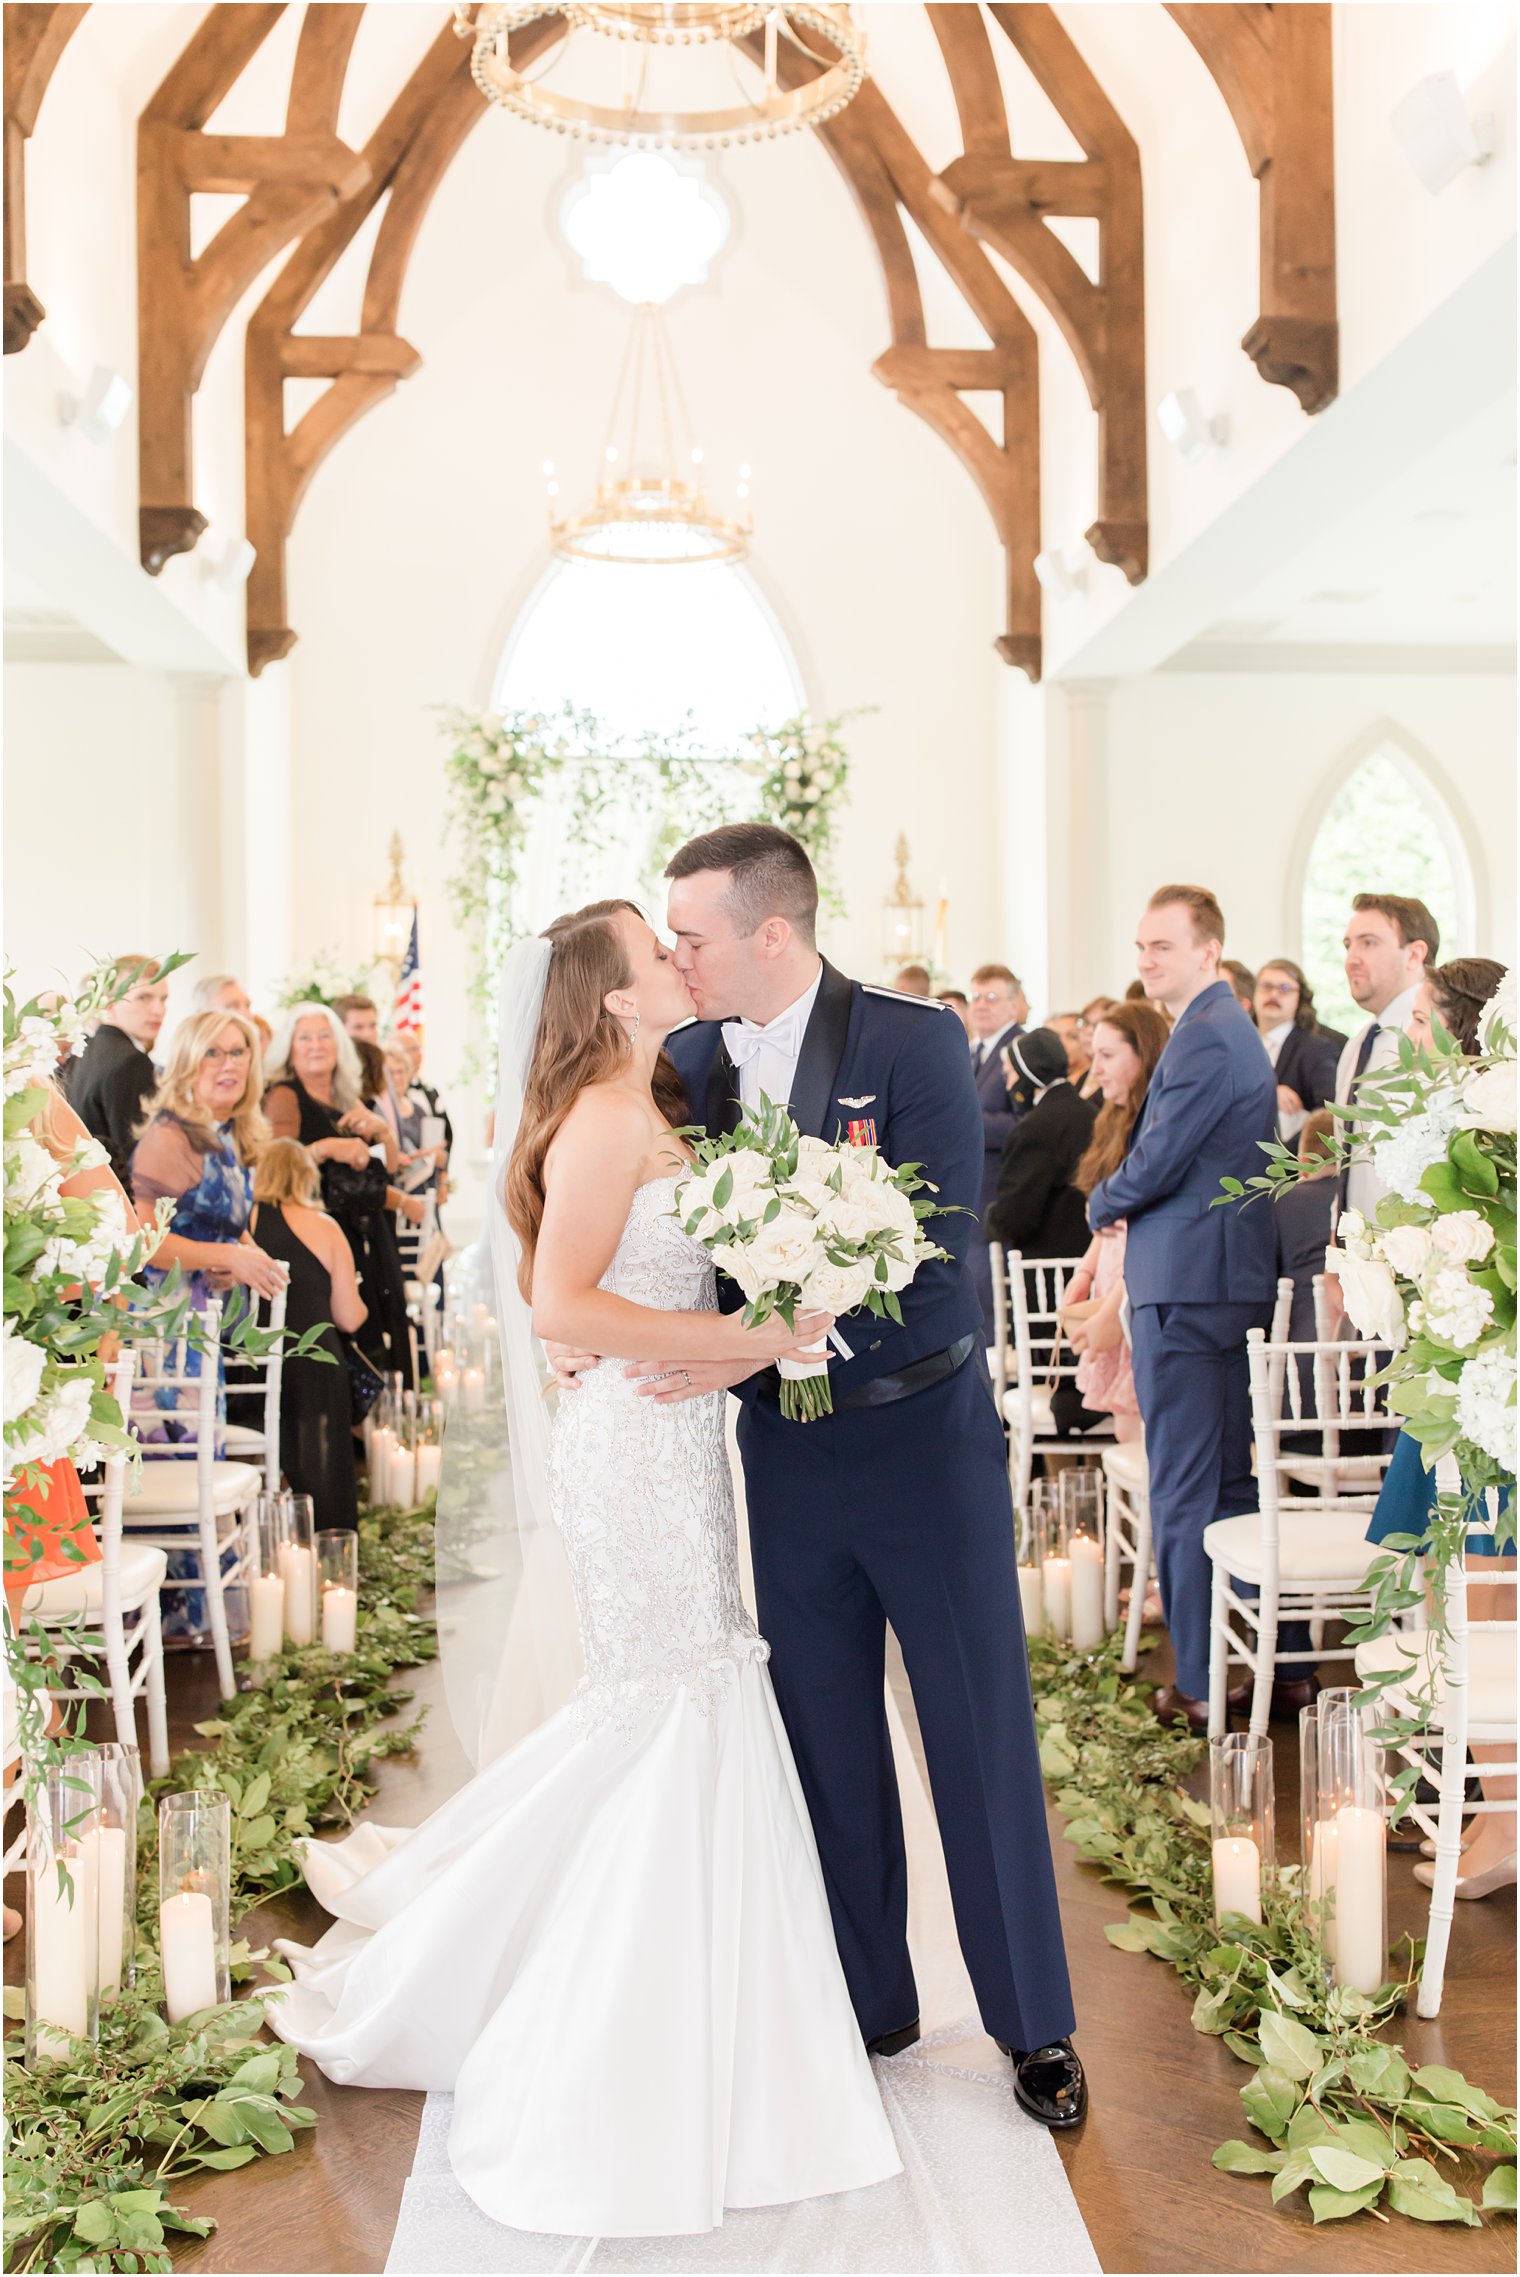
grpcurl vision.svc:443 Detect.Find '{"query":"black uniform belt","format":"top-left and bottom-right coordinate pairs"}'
top-left (771, 1331), bottom-right (979, 1413)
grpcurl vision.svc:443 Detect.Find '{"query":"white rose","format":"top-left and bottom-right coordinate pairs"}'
top-left (709, 1242), bottom-right (765, 1304)
top-left (1418, 1266), bottom-right (1496, 1350)
top-left (800, 1255), bottom-right (875, 1314)
top-left (877, 1245), bottom-right (918, 1293)
top-left (3, 1322), bottom-right (46, 1441)
top-left (794, 1136), bottom-right (837, 1174)
top-left (1460, 1062), bottom-right (1517, 1135)
top-left (1326, 1247), bottom-right (1407, 1349)
top-left (1428, 1210), bottom-right (1496, 1267)
top-left (747, 1209), bottom-right (823, 1288)
top-left (814, 1192), bottom-right (877, 1244)
top-left (17, 1375), bottom-right (94, 1467)
top-left (1378, 1224), bottom-right (1434, 1281)
top-left (1336, 1207), bottom-right (1372, 1259)
top-left (1454, 1347), bottom-right (1517, 1473)
top-left (5, 1134), bottom-right (63, 1208)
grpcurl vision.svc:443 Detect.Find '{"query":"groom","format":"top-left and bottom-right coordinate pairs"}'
top-left (624, 824), bottom-right (1082, 2128)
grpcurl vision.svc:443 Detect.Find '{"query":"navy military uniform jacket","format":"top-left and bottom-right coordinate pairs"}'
top-left (664, 959), bottom-right (985, 1400)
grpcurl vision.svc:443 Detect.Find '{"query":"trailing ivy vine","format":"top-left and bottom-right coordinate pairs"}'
top-left (3, 1499), bottom-right (438, 2276)
top-left (1032, 1631), bottom-right (1517, 2230)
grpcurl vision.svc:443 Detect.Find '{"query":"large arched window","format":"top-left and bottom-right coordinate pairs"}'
top-left (493, 557), bottom-right (805, 927)
top-left (1300, 735), bottom-right (1474, 1033)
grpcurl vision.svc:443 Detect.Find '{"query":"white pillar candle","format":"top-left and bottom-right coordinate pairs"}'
top-left (1309, 1818), bottom-right (1339, 1908)
top-left (1042, 1556), bottom-right (1072, 1641)
top-left (279, 1543), bottom-right (316, 1646)
top-left (389, 1444), bottom-right (416, 1506)
top-left (85, 1825), bottom-right (128, 1995)
top-left (31, 1847), bottom-right (93, 2052)
top-left (1068, 1534), bottom-right (1106, 1650)
top-left (415, 1444), bottom-right (442, 1498)
top-left (159, 1890), bottom-right (218, 2022)
top-left (1332, 1805), bottom-right (1386, 1995)
top-left (322, 1584), bottom-right (358, 1654)
top-left (369, 1426), bottom-right (395, 1494)
top-left (248, 1572), bottom-right (284, 1662)
top-left (438, 1371), bottom-right (459, 1411)
top-left (1211, 1835), bottom-right (1263, 1925)
top-left (1017, 1563), bottom-right (1043, 1639)
top-left (462, 1366), bottom-right (485, 1412)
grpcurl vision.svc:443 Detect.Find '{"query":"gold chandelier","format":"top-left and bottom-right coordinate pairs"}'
top-left (546, 302), bottom-right (750, 565)
top-left (454, 3), bottom-right (866, 148)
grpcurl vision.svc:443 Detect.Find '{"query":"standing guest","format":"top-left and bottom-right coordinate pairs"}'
top-left (1088, 887), bottom-right (1280, 1731)
top-left (986, 1028), bottom-right (1097, 1261)
top-left (936, 987), bottom-right (974, 1038)
top-left (966, 963), bottom-right (1028, 1330)
top-left (249, 1139), bottom-right (365, 1532)
top-left (397, 1032), bottom-right (453, 1205)
top-left (1335, 893), bottom-right (1440, 1223)
top-left (263, 1006), bottom-right (415, 1387)
top-left (893, 964), bottom-right (933, 998)
top-left (1409, 956), bottom-right (1508, 1055)
top-left (1221, 960), bottom-right (1257, 1021)
top-left (1047, 1012), bottom-right (1091, 1090)
top-left (192, 973), bottom-right (252, 1017)
top-left (1273, 1110), bottom-right (1340, 1345)
top-left (71, 956), bottom-right (168, 1183)
top-left (1253, 958), bottom-right (1345, 1140)
top-left (1061, 1003), bottom-right (1170, 1445)
top-left (335, 993), bottom-right (407, 1143)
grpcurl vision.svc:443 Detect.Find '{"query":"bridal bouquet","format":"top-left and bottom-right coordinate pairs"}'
top-left (674, 1095), bottom-right (950, 1421)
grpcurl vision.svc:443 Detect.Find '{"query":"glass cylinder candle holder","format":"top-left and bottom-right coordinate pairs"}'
top-left (1016, 1487), bottom-right (1045, 1640)
top-left (1034, 1481), bottom-right (1071, 1641)
top-left (1060, 1468), bottom-right (1107, 1651)
top-left (158, 1790), bottom-right (230, 2023)
top-left (431, 1345), bottom-right (459, 1411)
top-left (245, 1494), bottom-right (288, 1668)
top-left (389, 1392), bottom-right (418, 1508)
top-left (415, 1398), bottom-right (444, 1501)
top-left (1210, 1732), bottom-right (1274, 1926)
top-left (26, 1753), bottom-right (103, 2063)
top-left (1302, 1686), bottom-right (1354, 1933)
top-left (279, 1493), bottom-right (317, 1647)
top-left (318, 1529), bottom-right (360, 1653)
top-left (1313, 1693), bottom-right (1388, 1996)
top-left (93, 1742), bottom-right (140, 1999)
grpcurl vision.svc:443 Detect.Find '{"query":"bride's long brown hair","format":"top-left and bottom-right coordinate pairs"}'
top-left (504, 900), bottom-right (688, 1295)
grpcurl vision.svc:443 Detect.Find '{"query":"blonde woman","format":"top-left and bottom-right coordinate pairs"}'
top-left (249, 1139), bottom-right (364, 1531)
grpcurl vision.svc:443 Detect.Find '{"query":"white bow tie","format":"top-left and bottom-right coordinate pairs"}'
top-left (722, 1007), bottom-right (805, 1068)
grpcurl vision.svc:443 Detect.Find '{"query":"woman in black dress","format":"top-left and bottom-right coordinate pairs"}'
top-left (249, 1140), bottom-right (365, 1531)
top-left (263, 1005), bottom-right (417, 1387)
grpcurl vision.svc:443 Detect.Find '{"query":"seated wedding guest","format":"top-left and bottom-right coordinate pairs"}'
top-left (893, 963), bottom-right (933, 998)
top-left (192, 973), bottom-right (252, 1017)
top-left (967, 962), bottom-right (1029, 1331)
top-left (1222, 959), bottom-right (1257, 1020)
top-left (1059, 1003), bottom-right (1169, 1446)
top-left (1254, 958), bottom-right (1345, 1140)
top-left (72, 955), bottom-right (169, 1183)
top-left (1273, 1109), bottom-right (1339, 1344)
top-left (936, 987), bottom-right (974, 1038)
top-left (986, 1027), bottom-right (1097, 1261)
top-left (1368, 959), bottom-right (1513, 1900)
top-left (264, 1006), bottom-right (415, 1386)
top-left (249, 1140), bottom-right (364, 1533)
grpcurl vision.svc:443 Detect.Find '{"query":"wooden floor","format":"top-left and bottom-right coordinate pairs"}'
top-left (70, 1629), bottom-right (1519, 2276)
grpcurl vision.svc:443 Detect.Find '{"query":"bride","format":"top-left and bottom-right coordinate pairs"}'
top-left (268, 900), bottom-right (902, 2238)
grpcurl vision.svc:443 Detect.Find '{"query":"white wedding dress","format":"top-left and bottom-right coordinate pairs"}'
top-left (269, 1177), bottom-right (901, 2239)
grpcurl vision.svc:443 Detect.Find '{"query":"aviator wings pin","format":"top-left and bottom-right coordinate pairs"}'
top-left (838, 1095), bottom-right (876, 1109)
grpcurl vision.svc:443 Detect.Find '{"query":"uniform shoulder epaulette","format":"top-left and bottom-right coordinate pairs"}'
top-left (861, 983), bottom-right (948, 1008)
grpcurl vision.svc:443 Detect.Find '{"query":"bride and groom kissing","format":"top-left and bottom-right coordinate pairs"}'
top-left (270, 822), bottom-right (1085, 2241)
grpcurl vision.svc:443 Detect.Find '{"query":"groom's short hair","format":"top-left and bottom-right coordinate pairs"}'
top-left (665, 824), bottom-right (819, 946)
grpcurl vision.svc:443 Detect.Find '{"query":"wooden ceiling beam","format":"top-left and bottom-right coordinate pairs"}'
top-left (4, 2), bottom-right (88, 352)
top-left (931, 1), bottom-right (1148, 587)
top-left (137, 2), bottom-right (368, 575)
top-left (1165, 1), bottom-right (1337, 411)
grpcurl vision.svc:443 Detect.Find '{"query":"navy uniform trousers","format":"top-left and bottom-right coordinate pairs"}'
top-left (737, 1354), bottom-right (1076, 2055)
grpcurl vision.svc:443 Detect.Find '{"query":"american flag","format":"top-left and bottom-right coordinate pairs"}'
top-left (392, 910), bottom-right (424, 1037)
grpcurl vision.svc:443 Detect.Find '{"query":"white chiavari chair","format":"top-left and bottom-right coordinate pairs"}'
top-left (220, 1285), bottom-right (288, 1491)
top-left (997, 1251), bottom-right (1115, 1511)
top-left (1205, 1328), bottom-right (1396, 1739)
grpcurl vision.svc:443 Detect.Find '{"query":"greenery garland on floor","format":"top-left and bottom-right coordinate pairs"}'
top-left (4, 1498), bottom-right (438, 2276)
top-left (1032, 1630), bottom-right (1517, 2231)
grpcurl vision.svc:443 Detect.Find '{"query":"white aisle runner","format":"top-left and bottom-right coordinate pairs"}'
top-left (382, 1419), bottom-right (1098, 2276)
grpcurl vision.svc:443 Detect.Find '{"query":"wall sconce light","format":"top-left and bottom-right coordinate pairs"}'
top-left (1156, 388), bottom-right (1229, 461)
top-left (57, 365), bottom-right (133, 443)
top-left (1390, 72), bottom-right (1494, 194)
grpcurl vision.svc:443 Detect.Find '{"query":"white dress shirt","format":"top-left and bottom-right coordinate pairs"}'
top-left (722, 965), bottom-right (824, 1113)
top-left (1261, 1019), bottom-right (1306, 1141)
top-left (1335, 982), bottom-right (1420, 1219)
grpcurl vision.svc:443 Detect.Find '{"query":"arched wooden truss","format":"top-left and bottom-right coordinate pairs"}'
top-left (3, 0), bottom-right (1339, 678)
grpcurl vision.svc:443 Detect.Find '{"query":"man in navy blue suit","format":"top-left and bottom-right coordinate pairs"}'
top-left (1088, 886), bottom-right (1281, 1730)
top-left (562, 825), bottom-right (1083, 2129)
top-left (966, 964), bottom-right (1027, 1333)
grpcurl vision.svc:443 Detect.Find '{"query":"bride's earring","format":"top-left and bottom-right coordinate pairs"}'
top-left (623, 1011), bottom-right (640, 1043)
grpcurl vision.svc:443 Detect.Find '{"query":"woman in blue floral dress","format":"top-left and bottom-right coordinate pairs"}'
top-left (131, 1009), bottom-right (288, 1638)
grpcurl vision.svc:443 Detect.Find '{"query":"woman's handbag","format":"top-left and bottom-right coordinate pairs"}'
top-left (344, 1337), bottom-right (386, 1422)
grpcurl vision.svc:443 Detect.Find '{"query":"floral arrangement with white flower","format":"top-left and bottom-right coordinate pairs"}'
top-left (674, 1094), bottom-right (951, 1421)
top-left (747, 712), bottom-right (855, 919)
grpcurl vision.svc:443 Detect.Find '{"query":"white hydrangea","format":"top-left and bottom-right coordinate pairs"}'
top-left (1460, 1061), bottom-right (1517, 1136)
top-left (39, 1187), bottom-right (135, 1283)
top-left (1378, 1223), bottom-right (1434, 1281)
top-left (1428, 1210), bottom-right (1496, 1268)
top-left (1414, 1266), bottom-right (1496, 1351)
top-left (1453, 1346), bottom-right (1516, 1474)
top-left (11, 1374), bottom-right (94, 1467)
top-left (1371, 1087), bottom-right (1467, 1205)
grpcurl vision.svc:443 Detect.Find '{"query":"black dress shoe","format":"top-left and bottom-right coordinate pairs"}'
top-left (998, 2039), bottom-right (1088, 2129)
top-left (864, 2019), bottom-right (920, 2058)
top-left (1269, 1675), bottom-right (1320, 1720)
top-left (1152, 1682), bottom-right (1249, 1731)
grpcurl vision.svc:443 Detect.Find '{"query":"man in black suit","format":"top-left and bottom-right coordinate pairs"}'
top-left (1252, 959), bottom-right (1346, 1142)
top-left (70, 955), bottom-right (168, 1183)
top-left (967, 962), bottom-right (1026, 1332)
